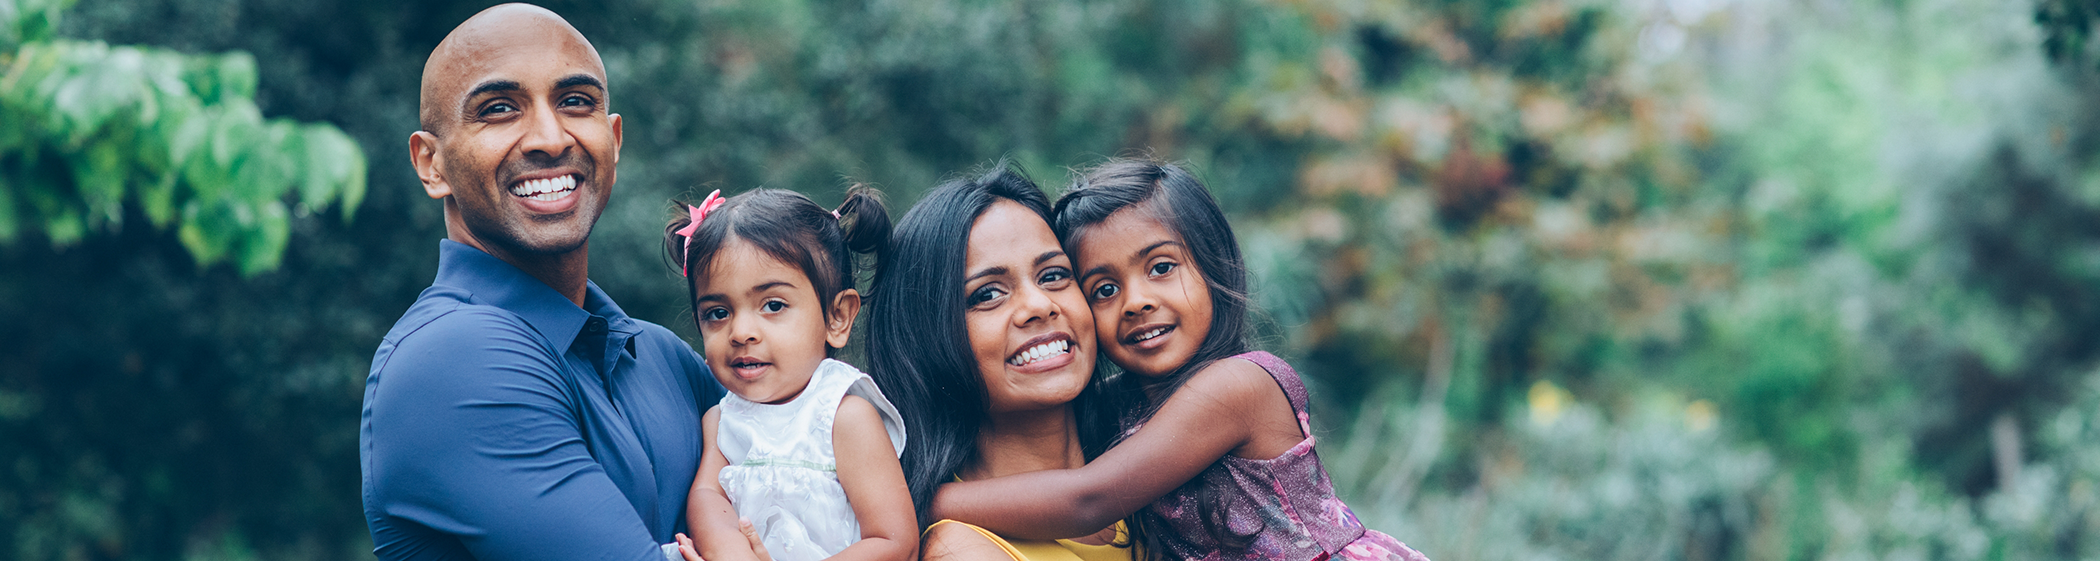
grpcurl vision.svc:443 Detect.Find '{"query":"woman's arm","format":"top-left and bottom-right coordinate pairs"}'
top-left (929, 357), bottom-right (1290, 539)
top-left (685, 407), bottom-right (762, 561)
top-left (825, 394), bottom-right (919, 561)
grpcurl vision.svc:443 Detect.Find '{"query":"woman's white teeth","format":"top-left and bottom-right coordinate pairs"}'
top-left (510, 175), bottom-right (577, 200)
top-left (1009, 339), bottom-right (1070, 366)
top-left (1136, 327), bottom-right (1168, 342)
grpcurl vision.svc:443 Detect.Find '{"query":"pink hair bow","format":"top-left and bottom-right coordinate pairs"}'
top-left (677, 189), bottom-right (726, 276)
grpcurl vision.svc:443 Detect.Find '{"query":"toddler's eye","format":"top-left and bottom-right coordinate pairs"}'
top-left (1150, 262), bottom-right (1176, 276)
top-left (762, 300), bottom-right (787, 313)
top-left (701, 307), bottom-right (729, 322)
top-left (1090, 283), bottom-right (1120, 301)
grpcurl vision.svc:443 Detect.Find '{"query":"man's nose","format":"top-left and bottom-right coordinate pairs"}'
top-left (518, 102), bottom-right (573, 159)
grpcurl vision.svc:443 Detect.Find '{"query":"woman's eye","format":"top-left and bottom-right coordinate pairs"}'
top-left (1090, 283), bottom-right (1120, 301)
top-left (968, 285), bottom-right (1007, 308)
top-left (701, 307), bottom-right (729, 321)
top-left (1039, 267), bottom-right (1072, 287)
top-left (762, 300), bottom-right (787, 313)
top-left (1150, 262), bottom-right (1176, 276)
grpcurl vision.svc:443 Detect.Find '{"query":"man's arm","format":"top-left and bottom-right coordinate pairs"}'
top-left (367, 309), bottom-right (667, 561)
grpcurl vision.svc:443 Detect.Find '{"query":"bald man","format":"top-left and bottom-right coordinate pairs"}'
top-left (361, 5), bottom-right (724, 560)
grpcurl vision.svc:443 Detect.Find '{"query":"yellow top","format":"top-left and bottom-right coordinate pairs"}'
top-left (923, 519), bottom-right (1134, 561)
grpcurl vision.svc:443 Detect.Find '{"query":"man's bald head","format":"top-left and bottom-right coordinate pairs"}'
top-left (418, 3), bottom-right (606, 135)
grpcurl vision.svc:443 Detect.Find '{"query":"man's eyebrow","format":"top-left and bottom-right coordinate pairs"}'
top-left (463, 79), bottom-right (522, 100)
top-left (555, 74), bottom-right (605, 91)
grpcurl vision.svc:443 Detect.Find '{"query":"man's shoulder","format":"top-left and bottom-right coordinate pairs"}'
top-left (371, 288), bottom-right (557, 381)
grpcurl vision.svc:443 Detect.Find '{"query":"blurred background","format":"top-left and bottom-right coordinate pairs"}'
top-left (9, 0), bottom-right (2100, 558)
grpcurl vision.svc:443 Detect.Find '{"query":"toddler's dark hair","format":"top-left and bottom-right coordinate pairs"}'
top-left (1052, 157), bottom-right (1254, 559)
top-left (664, 186), bottom-right (891, 346)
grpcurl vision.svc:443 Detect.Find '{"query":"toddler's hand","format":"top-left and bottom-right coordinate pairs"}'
top-left (738, 518), bottom-right (774, 561)
top-left (675, 533), bottom-right (701, 561)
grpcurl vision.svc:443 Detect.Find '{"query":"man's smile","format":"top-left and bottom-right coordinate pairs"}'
top-left (509, 173), bottom-right (579, 201)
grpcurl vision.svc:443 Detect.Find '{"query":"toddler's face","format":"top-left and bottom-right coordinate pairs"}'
top-left (1073, 207), bottom-right (1212, 378)
top-left (692, 240), bottom-right (835, 404)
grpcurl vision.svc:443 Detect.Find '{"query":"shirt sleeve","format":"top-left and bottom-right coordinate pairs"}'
top-left (367, 309), bottom-right (667, 561)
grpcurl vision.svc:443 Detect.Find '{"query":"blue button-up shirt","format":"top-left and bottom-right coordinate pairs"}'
top-left (362, 240), bottom-right (724, 560)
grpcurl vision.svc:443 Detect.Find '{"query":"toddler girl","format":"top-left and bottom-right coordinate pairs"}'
top-left (666, 187), bottom-right (916, 561)
top-left (927, 160), bottom-right (1430, 561)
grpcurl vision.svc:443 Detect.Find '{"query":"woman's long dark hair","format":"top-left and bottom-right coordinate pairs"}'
top-left (1053, 158), bottom-right (1254, 559)
top-left (864, 163), bottom-right (1123, 528)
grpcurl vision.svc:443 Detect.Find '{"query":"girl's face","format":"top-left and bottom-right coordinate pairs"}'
top-left (692, 238), bottom-right (855, 404)
top-left (1072, 206), bottom-right (1212, 378)
top-left (962, 200), bottom-right (1097, 415)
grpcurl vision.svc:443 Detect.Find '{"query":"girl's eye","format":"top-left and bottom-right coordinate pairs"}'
top-left (701, 307), bottom-right (729, 322)
top-left (1150, 261), bottom-right (1176, 276)
top-left (968, 285), bottom-right (1008, 309)
top-left (762, 300), bottom-right (787, 313)
top-left (1039, 267), bottom-right (1072, 288)
top-left (1090, 282), bottom-right (1120, 302)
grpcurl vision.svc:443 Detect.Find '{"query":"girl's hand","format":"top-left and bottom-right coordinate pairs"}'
top-left (738, 518), bottom-right (774, 561)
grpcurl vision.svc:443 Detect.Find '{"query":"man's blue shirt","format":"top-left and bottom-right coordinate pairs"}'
top-left (362, 240), bottom-right (725, 560)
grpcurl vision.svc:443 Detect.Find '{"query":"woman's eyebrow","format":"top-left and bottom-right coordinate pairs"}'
top-left (966, 266), bottom-right (1009, 283)
top-left (1032, 250), bottom-right (1065, 267)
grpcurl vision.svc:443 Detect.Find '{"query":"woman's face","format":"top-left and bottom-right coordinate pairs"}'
top-left (962, 200), bottom-right (1097, 415)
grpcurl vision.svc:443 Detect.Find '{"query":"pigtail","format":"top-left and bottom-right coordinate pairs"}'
top-left (835, 184), bottom-right (892, 258)
top-left (663, 204), bottom-right (697, 278)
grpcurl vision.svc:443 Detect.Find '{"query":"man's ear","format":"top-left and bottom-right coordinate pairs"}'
top-left (825, 288), bottom-right (862, 349)
top-left (608, 113), bottom-right (623, 180)
top-left (410, 131), bottom-right (449, 200)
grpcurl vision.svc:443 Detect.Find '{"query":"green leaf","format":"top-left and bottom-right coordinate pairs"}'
top-left (233, 200), bottom-right (288, 276)
top-left (214, 53), bottom-right (257, 103)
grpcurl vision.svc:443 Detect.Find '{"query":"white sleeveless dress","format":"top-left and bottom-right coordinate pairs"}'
top-left (715, 358), bottom-right (907, 561)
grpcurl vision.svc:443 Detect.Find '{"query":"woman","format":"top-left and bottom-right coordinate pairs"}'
top-left (863, 165), bottom-right (1132, 561)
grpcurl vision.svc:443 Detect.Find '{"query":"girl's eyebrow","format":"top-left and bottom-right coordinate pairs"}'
top-left (749, 280), bottom-right (795, 293)
top-left (1133, 239), bottom-right (1179, 261)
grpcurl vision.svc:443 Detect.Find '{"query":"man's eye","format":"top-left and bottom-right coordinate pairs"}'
top-left (1090, 283), bottom-right (1120, 301)
top-left (1150, 262), bottom-right (1176, 276)
top-left (560, 94), bottom-right (594, 108)
top-left (480, 102), bottom-right (517, 117)
top-left (701, 307), bottom-right (729, 321)
top-left (762, 300), bottom-right (786, 313)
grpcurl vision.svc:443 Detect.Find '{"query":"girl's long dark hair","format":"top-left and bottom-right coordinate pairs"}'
top-left (864, 163), bottom-right (1123, 528)
top-left (1053, 158), bottom-right (1254, 559)
top-left (664, 185), bottom-right (892, 352)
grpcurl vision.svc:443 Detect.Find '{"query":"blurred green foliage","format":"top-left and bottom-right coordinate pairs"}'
top-left (10, 0), bottom-right (2100, 559)
top-left (0, 0), bottom-right (364, 275)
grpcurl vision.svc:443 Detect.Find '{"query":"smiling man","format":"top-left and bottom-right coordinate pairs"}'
top-left (360, 4), bottom-right (724, 560)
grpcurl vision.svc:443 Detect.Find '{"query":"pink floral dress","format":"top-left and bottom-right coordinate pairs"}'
top-left (1136, 352), bottom-right (1430, 561)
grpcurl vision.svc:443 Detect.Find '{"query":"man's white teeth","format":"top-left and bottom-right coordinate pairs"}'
top-left (1008, 339), bottom-right (1070, 367)
top-left (1135, 327), bottom-right (1168, 342)
top-left (510, 175), bottom-right (577, 200)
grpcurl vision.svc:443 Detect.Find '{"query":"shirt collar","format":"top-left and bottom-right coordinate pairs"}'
top-left (433, 239), bottom-right (632, 352)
